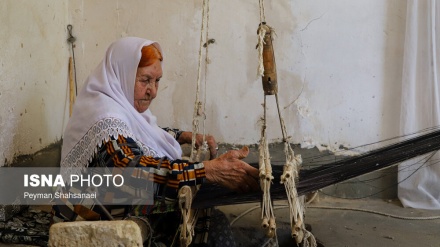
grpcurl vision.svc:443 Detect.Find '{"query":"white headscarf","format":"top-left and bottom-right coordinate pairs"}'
top-left (61, 37), bottom-right (182, 169)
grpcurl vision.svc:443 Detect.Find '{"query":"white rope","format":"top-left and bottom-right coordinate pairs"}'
top-left (257, 26), bottom-right (267, 77)
top-left (230, 204), bottom-right (440, 228)
top-left (274, 93), bottom-right (315, 246)
top-left (190, 0), bottom-right (210, 162)
top-left (259, 0), bottom-right (266, 24)
top-left (257, 0), bottom-right (277, 240)
top-left (256, 0), bottom-right (313, 245)
top-left (230, 203), bottom-right (440, 246)
top-left (257, 0), bottom-right (267, 77)
top-left (307, 205), bottom-right (440, 220)
top-left (179, 186), bottom-right (199, 247)
top-left (259, 96), bottom-right (276, 238)
top-left (180, 2), bottom-right (210, 245)
top-left (230, 205), bottom-right (261, 226)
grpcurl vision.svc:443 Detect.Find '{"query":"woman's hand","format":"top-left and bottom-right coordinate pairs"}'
top-left (203, 146), bottom-right (260, 193)
top-left (178, 131), bottom-right (218, 159)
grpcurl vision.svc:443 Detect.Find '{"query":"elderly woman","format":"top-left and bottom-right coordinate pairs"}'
top-left (52, 37), bottom-right (259, 246)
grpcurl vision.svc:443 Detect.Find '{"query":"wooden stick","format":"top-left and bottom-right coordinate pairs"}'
top-left (69, 57), bottom-right (75, 116)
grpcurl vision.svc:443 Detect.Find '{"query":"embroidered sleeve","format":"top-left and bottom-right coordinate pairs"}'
top-left (97, 135), bottom-right (205, 200)
top-left (51, 134), bottom-right (205, 222)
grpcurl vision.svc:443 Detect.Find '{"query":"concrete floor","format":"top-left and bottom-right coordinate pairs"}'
top-left (2, 198), bottom-right (438, 247)
top-left (220, 196), bottom-right (440, 247)
top-left (219, 143), bottom-right (440, 247)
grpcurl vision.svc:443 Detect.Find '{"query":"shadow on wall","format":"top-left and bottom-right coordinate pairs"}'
top-left (7, 140), bottom-right (62, 168)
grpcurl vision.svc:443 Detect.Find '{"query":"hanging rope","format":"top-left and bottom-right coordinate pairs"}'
top-left (67, 24), bottom-right (77, 95)
top-left (275, 93), bottom-right (314, 245)
top-left (178, 186), bottom-right (199, 247)
top-left (256, 1), bottom-right (316, 245)
top-left (259, 0), bottom-right (266, 24)
top-left (180, 1), bottom-right (211, 245)
top-left (257, 0), bottom-right (277, 240)
top-left (190, 0), bottom-right (211, 163)
top-left (259, 95), bottom-right (276, 238)
top-left (257, 26), bottom-right (267, 77)
top-left (257, 0), bottom-right (267, 77)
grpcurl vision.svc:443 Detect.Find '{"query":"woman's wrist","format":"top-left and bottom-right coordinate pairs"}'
top-left (177, 131), bottom-right (192, 144)
top-left (201, 160), bottom-right (214, 183)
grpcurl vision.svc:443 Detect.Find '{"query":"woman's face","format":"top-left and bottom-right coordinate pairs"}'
top-left (134, 60), bottom-right (162, 113)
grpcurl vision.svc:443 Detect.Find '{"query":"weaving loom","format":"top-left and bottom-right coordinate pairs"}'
top-left (180, 0), bottom-right (440, 246)
top-left (193, 128), bottom-right (440, 208)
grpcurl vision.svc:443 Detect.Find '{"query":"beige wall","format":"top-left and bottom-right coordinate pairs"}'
top-left (0, 1), bottom-right (69, 166)
top-left (0, 0), bottom-right (407, 166)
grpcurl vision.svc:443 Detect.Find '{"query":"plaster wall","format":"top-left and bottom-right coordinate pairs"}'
top-left (0, 0), bottom-right (407, 167)
top-left (0, 1), bottom-right (70, 167)
top-left (68, 0), bottom-right (407, 152)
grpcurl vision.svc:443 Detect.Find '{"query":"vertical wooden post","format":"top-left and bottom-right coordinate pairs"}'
top-left (69, 57), bottom-right (75, 117)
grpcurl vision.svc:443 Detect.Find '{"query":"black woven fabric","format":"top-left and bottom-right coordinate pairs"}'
top-left (0, 208), bottom-right (50, 246)
top-left (206, 209), bottom-right (236, 247)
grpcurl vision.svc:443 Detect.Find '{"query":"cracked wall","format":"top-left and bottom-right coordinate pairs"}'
top-left (1, 0), bottom-right (407, 167)
top-left (69, 0), bottom-right (407, 153)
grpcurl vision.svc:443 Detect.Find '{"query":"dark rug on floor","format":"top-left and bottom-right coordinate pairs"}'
top-left (0, 208), bottom-right (50, 246)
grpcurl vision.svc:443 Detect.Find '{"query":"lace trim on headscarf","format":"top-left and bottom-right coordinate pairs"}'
top-left (61, 117), bottom-right (159, 169)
